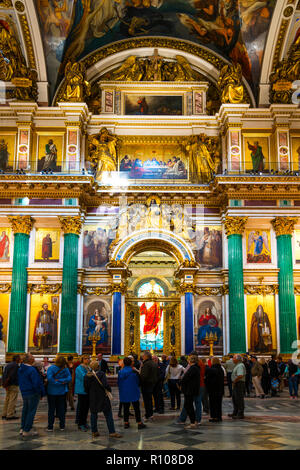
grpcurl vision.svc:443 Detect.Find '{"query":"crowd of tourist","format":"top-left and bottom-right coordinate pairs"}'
top-left (1, 351), bottom-right (300, 438)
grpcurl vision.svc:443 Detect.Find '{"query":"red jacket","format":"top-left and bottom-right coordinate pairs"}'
top-left (198, 361), bottom-right (206, 387)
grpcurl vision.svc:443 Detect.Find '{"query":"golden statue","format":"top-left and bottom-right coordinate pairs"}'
top-left (217, 63), bottom-right (246, 104)
top-left (62, 61), bottom-right (91, 102)
top-left (269, 42), bottom-right (300, 104)
top-left (0, 20), bottom-right (27, 81)
top-left (106, 55), bottom-right (145, 81)
top-left (13, 67), bottom-right (38, 102)
top-left (87, 128), bottom-right (118, 181)
top-left (184, 134), bottom-right (219, 183)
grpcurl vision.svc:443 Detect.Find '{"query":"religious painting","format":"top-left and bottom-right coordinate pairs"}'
top-left (0, 134), bottom-right (15, 171)
top-left (28, 295), bottom-right (60, 354)
top-left (37, 134), bottom-right (64, 172)
top-left (246, 295), bottom-right (277, 353)
top-left (82, 296), bottom-right (111, 354)
top-left (291, 137), bottom-right (300, 171)
top-left (294, 230), bottom-right (300, 264)
top-left (0, 293), bottom-right (10, 347)
top-left (0, 227), bottom-right (11, 262)
top-left (246, 229), bottom-right (271, 264)
top-left (82, 224), bottom-right (116, 268)
top-left (296, 296), bottom-right (300, 341)
top-left (194, 226), bottom-right (222, 268)
top-left (194, 296), bottom-right (223, 355)
top-left (119, 139), bottom-right (188, 180)
top-left (138, 280), bottom-right (164, 352)
top-left (34, 228), bottom-right (61, 263)
top-left (124, 95), bottom-right (183, 116)
top-left (243, 135), bottom-right (269, 172)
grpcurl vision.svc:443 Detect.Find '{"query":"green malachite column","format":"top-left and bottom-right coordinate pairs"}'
top-left (7, 216), bottom-right (34, 353)
top-left (58, 216), bottom-right (83, 354)
top-left (272, 217), bottom-right (298, 354)
top-left (224, 216), bottom-right (248, 353)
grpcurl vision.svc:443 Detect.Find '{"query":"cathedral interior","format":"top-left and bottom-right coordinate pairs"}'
top-left (0, 0), bottom-right (300, 363)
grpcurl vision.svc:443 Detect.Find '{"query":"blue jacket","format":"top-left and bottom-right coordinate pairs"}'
top-left (46, 365), bottom-right (71, 396)
top-left (118, 366), bottom-right (140, 403)
top-left (18, 363), bottom-right (45, 397)
top-left (75, 364), bottom-right (89, 395)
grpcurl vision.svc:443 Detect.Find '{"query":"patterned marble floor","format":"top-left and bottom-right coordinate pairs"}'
top-left (1, 388), bottom-right (300, 450)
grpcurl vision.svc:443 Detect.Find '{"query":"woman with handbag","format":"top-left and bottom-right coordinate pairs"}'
top-left (84, 361), bottom-right (122, 439)
top-left (165, 357), bottom-right (185, 410)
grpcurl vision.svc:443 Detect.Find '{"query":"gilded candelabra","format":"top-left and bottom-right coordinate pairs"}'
top-left (88, 332), bottom-right (100, 360)
top-left (205, 331), bottom-right (217, 356)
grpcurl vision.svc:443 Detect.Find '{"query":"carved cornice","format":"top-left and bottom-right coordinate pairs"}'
top-left (27, 283), bottom-right (62, 294)
top-left (271, 217), bottom-right (298, 236)
top-left (7, 215), bottom-right (34, 235)
top-left (58, 216), bottom-right (84, 235)
top-left (224, 216), bottom-right (248, 236)
top-left (77, 285), bottom-right (113, 296)
top-left (244, 285), bottom-right (279, 295)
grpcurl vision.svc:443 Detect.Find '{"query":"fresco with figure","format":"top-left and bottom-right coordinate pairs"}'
top-left (194, 296), bottom-right (223, 355)
top-left (35, 1), bottom-right (275, 101)
top-left (82, 224), bottom-right (115, 268)
top-left (246, 295), bottom-right (277, 354)
top-left (28, 295), bottom-right (59, 354)
top-left (193, 226), bottom-right (222, 268)
top-left (82, 296), bottom-right (111, 354)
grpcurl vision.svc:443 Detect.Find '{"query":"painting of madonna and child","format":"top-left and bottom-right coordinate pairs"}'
top-left (119, 142), bottom-right (188, 180)
top-left (194, 297), bottom-right (223, 355)
top-left (82, 298), bottom-right (111, 354)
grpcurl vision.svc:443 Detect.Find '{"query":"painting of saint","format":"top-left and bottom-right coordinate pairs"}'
top-left (85, 307), bottom-right (109, 346)
top-left (33, 302), bottom-right (58, 352)
top-left (197, 307), bottom-right (222, 347)
top-left (247, 230), bottom-right (271, 263)
top-left (0, 139), bottom-right (9, 171)
top-left (250, 304), bottom-right (272, 353)
top-left (125, 95), bottom-right (183, 116)
top-left (82, 299), bottom-right (111, 353)
top-left (194, 226), bottom-right (222, 268)
top-left (42, 139), bottom-right (58, 171)
top-left (35, 228), bottom-right (60, 263)
top-left (247, 140), bottom-right (264, 172)
top-left (194, 298), bottom-right (223, 354)
top-left (0, 229), bottom-right (10, 262)
top-left (82, 225), bottom-right (114, 268)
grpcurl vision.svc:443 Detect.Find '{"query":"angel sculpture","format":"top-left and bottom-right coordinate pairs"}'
top-left (87, 128), bottom-right (118, 181)
top-left (62, 61), bottom-right (91, 102)
top-left (217, 63), bottom-right (246, 104)
top-left (247, 231), bottom-right (271, 263)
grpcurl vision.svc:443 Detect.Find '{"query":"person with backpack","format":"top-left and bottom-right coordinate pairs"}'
top-left (284, 360), bottom-right (300, 399)
top-left (46, 356), bottom-right (72, 431)
top-left (2, 355), bottom-right (21, 420)
top-left (84, 361), bottom-right (121, 439)
top-left (118, 356), bottom-right (146, 430)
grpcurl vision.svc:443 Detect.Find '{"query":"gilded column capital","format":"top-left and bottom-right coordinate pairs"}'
top-left (224, 216), bottom-right (248, 236)
top-left (58, 216), bottom-right (83, 235)
top-left (8, 215), bottom-right (34, 235)
top-left (271, 217), bottom-right (298, 236)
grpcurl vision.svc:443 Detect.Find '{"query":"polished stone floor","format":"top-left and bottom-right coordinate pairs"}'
top-left (1, 387), bottom-right (300, 450)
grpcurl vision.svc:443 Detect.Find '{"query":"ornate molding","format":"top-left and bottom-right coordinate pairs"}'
top-left (77, 285), bottom-right (113, 296)
top-left (0, 0), bottom-right (12, 7)
top-left (7, 215), bottom-right (34, 235)
top-left (58, 216), bottom-right (84, 236)
top-left (294, 286), bottom-right (300, 295)
top-left (27, 283), bottom-right (62, 295)
top-left (271, 217), bottom-right (298, 236)
top-left (0, 283), bottom-right (11, 293)
top-left (224, 216), bottom-right (248, 236)
top-left (244, 285), bottom-right (279, 295)
top-left (19, 14), bottom-right (36, 70)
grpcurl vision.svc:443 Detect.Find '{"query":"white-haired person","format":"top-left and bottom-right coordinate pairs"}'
top-left (228, 354), bottom-right (246, 420)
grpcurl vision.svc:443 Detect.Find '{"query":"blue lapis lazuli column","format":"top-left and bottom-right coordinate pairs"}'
top-left (185, 292), bottom-right (194, 354)
top-left (112, 291), bottom-right (122, 355)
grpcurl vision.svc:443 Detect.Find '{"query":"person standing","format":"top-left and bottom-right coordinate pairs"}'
top-left (260, 357), bottom-right (270, 397)
top-left (118, 356), bottom-right (146, 430)
top-left (228, 354), bottom-right (246, 420)
top-left (223, 355), bottom-right (234, 397)
top-left (66, 356), bottom-right (75, 410)
top-left (75, 355), bottom-right (91, 431)
top-left (251, 356), bottom-right (264, 398)
top-left (180, 355), bottom-right (200, 429)
top-left (269, 355), bottom-right (279, 397)
top-left (2, 355), bottom-right (21, 420)
top-left (46, 356), bottom-right (71, 431)
top-left (18, 353), bottom-right (45, 437)
top-left (205, 357), bottom-right (224, 422)
top-left (243, 356), bottom-right (252, 397)
top-left (165, 357), bottom-right (184, 411)
top-left (277, 356), bottom-right (286, 392)
top-left (140, 351), bottom-right (159, 422)
top-left (97, 353), bottom-right (110, 374)
top-left (285, 360), bottom-right (300, 399)
top-left (152, 355), bottom-right (165, 414)
top-left (84, 361), bottom-right (121, 438)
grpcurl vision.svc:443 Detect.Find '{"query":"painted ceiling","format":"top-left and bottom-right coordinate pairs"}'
top-left (35, 0), bottom-right (277, 100)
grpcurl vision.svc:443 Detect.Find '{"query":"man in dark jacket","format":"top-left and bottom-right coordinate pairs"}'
top-left (140, 351), bottom-right (159, 421)
top-left (152, 355), bottom-right (164, 414)
top-left (18, 353), bottom-right (45, 437)
top-left (97, 353), bottom-right (110, 374)
top-left (2, 355), bottom-right (21, 420)
top-left (205, 357), bottom-right (224, 422)
top-left (180, 355), bottom-right (200, 429)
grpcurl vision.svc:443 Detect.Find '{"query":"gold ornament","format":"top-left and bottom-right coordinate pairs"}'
top-left (87, 128), bottom-right (118, 180)
top-left (77, 285), bottom-right (113, 296)
top-left (224, 216), bottom-right (248, 236)
top-left (61, 61), bottom-right (91, 102)
top-left (244, 285), bottom-right (279, 295)
top-left (0, 0), bottom-right (12, 7)
top-left (0, 283), bottom-right (11, 293)
top-left (14, 1), bottom-right (25, 12)
top-left (217, 63), bottom-right (247, 104)
top-left (271, 217), bottom-right (298, 236)
top-left (8, 215), bottom-right (34, 235)
top-left (0, 18), bottom-right (27, 81)
top-left (183, 134), bottom-right (221, 183)
top-left (58, 216), bottom-right (83, 235)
